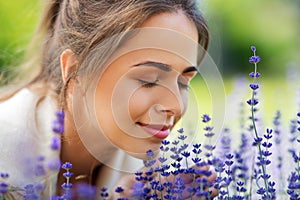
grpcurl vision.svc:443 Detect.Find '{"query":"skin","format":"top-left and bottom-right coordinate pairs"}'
top-left (58, 10), bottom-right (217, 197)
top-left (94, 10), bottom-right (198, 157)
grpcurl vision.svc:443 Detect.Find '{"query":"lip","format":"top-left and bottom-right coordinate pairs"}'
top-left (137, 122), bottom-right (171, 139)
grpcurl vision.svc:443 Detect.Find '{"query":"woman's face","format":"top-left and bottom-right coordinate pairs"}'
top-left (94, 11), bottom-right (199, 157)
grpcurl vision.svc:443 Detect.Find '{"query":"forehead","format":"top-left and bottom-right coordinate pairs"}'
top-left (110, 27), bottom-right (199, 67)
top-left (108, 11), bottom-right (200, 67)
top-left (141, 11), bottom-right (198, 43)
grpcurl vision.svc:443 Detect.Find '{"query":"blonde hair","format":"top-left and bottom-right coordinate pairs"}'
top-left (3, 0), bottom-right (209, 107)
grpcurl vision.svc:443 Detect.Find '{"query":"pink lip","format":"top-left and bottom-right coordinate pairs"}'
top-left (137, 123), bottom-right (171, 139)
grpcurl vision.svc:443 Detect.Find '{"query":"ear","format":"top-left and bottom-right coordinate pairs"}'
top-left (60, 49), bottom-right (78, 84)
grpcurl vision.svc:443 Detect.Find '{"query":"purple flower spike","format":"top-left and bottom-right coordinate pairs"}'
top-left (56, 110), bottom-right (65, 121)
top-left (0, 182), bottom-right (9, 194)
top-left (52, 120), bottom-right (64, 134)
top-left (0, 173), bottom-right (9, 179)
top-left (266, 128), bottom-right (273, 134)
top-left (146, 149), bottom-right (154, 157)
top-left (76, 183), bottom-right (97, 199)
top-left (204, 132), bottom-right (215, 137)
top-left (62, 162), bottom-right (73, 170)
top-left (257, 187), bottom-right (266, 195)
top-left (115, 186), bottom-right (124, 193)
top-left (193, 144), bottom-right (201, 149)
top-left (48, 158), bottom-right (61, 171)
top-left (247, 99), bottom-right (259, 106)
top-left (161, 140), bottom-right (170, 145)
top-left (177, 128), bottom-right (184, 133)
top-left (35, 164), bottom-right (46, 176)
top-left (181, 151), bottom-right (190, 158)
top-left (61, 183), bottom-right (73, 189)
top-left (249, 55), bottom-right (261, 64)
top-left (51, 137), bottom-right (61, 150)
top-left (52, 110), bottom-right (65, 134)
top-left (251, 46), bottom-right (256, 52)
top-left (131, 182), bottom-right (145, 197)
top-left (202, 114), bottom-right (211, 123)
top-left (63, 171), bottom-right (74, 178)
top-left (254, 137), bottom-right (262, 143)
top-left (250, 84), bottom-right (259, 90)
top-left (249, 72), bottom-right (261, 78)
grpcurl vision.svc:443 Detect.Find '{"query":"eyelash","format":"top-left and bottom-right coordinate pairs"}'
top-left (138, 79), bottom-right (190, 90)
top-left (138, 79), bottom-right (158, 88)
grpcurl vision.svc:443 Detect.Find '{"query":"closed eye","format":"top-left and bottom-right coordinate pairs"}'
top-left (138, 79), bottom-right (189, 90)
top-left (138, 79), bottom-right (159, 88)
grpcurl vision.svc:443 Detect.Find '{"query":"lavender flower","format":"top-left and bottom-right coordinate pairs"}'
top-left (144, 149), bottom-right (156, 167)
top-left (4, 45), bottom-right (300, 199)
top-left (75, 183), bottom-right (97, 199)
top-left (47, 158), bottom-right (61, 171)
top-left (100, 187), bottom-right (109, 199)
top-left (62, 162), bottom-right (72, 170)
top-left (0, 173), bottom-right (9, 179)
top-left (202, 114), bottom-right (216, 166)
top-left (52, 110), bottom-right (65, 134)
top-left (0, 172), bottom-right (9, 198)
top-left (287, 172), bottom-right (300, 199)
top-left (286, 111), bottom-right (300, 199)
top-left (0, 183), bottom-right (8, 197)
top-left (249, 55), bottom-right (261, 64)
top-left (172, 177), bottom-right (185, 199)
top-left (60, 162), bottom-right (73, 200)
top-left (131, 182), bottom-right (146, 199)
top-left (202, 114), bottom-right (211, 123)
top-left (115, 186), bottom-right (124, 193)
top-left (24, 184), bottom-right (40, 200)
top-left (251, 46), bottom-right (257, 52)
top-left (50, 137), bottom-right (61, 150)
top-left (34, 156), bottom-right (46, 177)
top-left (249, 72), bottom-right (261, 78)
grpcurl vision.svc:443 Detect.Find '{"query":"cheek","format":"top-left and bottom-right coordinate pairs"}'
top-left (96, 74), bottom-right (155, 132)
top-left (128, 89), bottom-right (156, 120)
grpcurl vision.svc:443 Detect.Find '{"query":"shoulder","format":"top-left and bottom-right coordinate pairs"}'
top-left (0, 89), bottom-right (37, 124)
top-left (0, 88), bottom-right (59, 189)
top-left (0, 88), bottom-right (56, 129)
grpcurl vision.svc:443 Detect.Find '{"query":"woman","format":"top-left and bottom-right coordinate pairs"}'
top-left (0, 0), bottom-right (216, 199)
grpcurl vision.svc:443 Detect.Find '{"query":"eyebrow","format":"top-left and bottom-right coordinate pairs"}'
top-left (133, 61), bottom-right (198, 74)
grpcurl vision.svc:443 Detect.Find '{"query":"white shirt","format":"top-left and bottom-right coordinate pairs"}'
top-left (0, 88), bottom-right (143, 198)
top-left (0, 89), bottom-right (59, 198)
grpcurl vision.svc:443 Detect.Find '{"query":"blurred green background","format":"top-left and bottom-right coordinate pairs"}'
top-left (205, 0), bottom-right (300, 77)
top-left (1, 0), bottom-right (299, 77)
top-left (203, 0), bottom-right (300, 124)
top-left (0, 0), bottom-right (41, 78)
top-left (0, 0), bottom-right (299, 123)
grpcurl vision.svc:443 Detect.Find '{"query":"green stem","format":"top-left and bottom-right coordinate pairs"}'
top-left (250, 59), bottom-right (269, 198)
top-left (226, 166), bottom-right (231, 198)
top-left (249, 153), bottom-right (255, 200)
top-left (297, 152), bottom-right (300, 176)
top-left (158, 172), bottom-right (163, 200)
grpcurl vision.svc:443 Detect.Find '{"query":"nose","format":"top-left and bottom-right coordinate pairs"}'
top-left (155, 86), bottom-right (185, 117)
